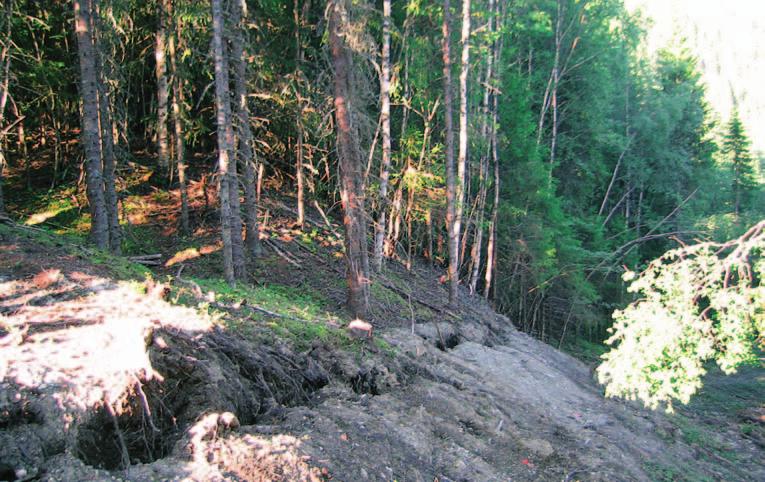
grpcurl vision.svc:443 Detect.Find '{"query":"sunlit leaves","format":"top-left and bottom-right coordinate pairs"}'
top-left (598, 221), bottom-right (765, 411)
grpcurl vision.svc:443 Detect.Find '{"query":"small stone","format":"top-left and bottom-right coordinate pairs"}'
top-left (522, 438), bottom-right (555, 459)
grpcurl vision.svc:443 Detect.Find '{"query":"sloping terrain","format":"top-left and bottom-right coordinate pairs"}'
top-left (1, 221), bottom-right (763, 481)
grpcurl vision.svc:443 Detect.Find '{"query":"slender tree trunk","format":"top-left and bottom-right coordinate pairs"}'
top-left (468, 0), bottom-right (495, 294)
top-left (256, 160), bottom-right (264, 203)
top-left (372, 0), bottom-right (392, 272)
top-left (93, 4), bottom-right (120, 254)
top-left (548, 0), bottom-right (561, 183)
top-left (443, 0), bottom-right (458, 305)
top-left (329, 0), bottom-right (370, 319)
top-left (0, 0), bottom-right (9, 214)
top-left (231, 0), bottom-right (260, 257)
top-left (97, 74), bottom-right (121, 254)
top-left (455, 0), bottom-right (471, 267)
top-left (74, 0), bottom-right (109, 249)
top-left (168, 14), bottom-right (189, 235)
top-left (484, 88), bottom-right (500, 299)
top-left (212, 0), bottom-right (235, 284)
top-left (294, 0), bottom-right (306, 227)
top-left (155, 0), bottom-right (170, 174)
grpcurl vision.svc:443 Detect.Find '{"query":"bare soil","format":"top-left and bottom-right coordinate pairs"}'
top-left (1, 221), bottom-right (763, 481)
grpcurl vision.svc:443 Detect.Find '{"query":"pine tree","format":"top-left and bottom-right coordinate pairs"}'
top-left (723, 108), bottom-right (756, 218)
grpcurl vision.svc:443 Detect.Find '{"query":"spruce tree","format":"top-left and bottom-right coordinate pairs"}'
top-left (722, 108), bottom-right (756, 218)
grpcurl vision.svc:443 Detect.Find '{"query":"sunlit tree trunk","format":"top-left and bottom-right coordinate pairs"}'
top-left (484, 90), bottom-right (500, 300)
top-left (231, 0), bottom-right (260, 258)
top-left (329, 0), bottom-right (370, 318)
top-left (372, 0), bottom-right (392, 272)
top-left (443, 0), bottom-right (458, 305)
top-left (468, 0), bottom-right (495, 294)
top-left (294, 0), bottom-right (306, 227)
top-left (0, 4), bottom-right (13, 214)
top-left (212, 0), bottom-right (235, 284)
top-left (168, 12), bottom-right (189, 235)
top-left (155, 0), bottom-right (170, 174)
top-left (455, 0), bottom-right (470, 269)
top-left (74, 0), bottom-right (109, 250)
top-left (0, 2), bottom-right (11, 216)
top-left (219, 2), bottom-right (246, 278)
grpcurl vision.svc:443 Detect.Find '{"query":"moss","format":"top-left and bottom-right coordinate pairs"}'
top-left (370, 281), bottom-right (406, 308)
top-left (90, 251), bottom-right (152, 280)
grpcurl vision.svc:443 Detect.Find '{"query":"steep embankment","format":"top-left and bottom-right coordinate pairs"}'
top-left (1, 222), bottom-right (763, 481)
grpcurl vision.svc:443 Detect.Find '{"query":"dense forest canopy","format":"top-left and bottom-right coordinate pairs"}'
top-left (0, 0), bottom-right (762, 405)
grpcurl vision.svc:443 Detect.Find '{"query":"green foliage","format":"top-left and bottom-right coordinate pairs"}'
top-left (598, 221), bottom-right (765, 411)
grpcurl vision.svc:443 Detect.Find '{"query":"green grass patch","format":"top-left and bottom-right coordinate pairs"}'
top-left (90, 251), bottom-right (152, 280)
top-left (561, 336), bottom-right (608, 364)
top-left (643, 461), bottom-right (712, 482)
top-left (370, 281), bottom-right (406, 308)
top-left (191, 278), bottom-right (334, 321)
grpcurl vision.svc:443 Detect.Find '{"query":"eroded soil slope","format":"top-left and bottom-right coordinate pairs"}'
top-left (1, 223), bottom-right (763, 481)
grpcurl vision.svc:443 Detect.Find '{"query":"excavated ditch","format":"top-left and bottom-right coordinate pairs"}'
top-left (72, 326), bottom-right (332, 471)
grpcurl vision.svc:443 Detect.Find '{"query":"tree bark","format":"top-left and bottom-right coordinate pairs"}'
top-left (74, 0), bottom-right (109, 250)
top-left (212, 0), bottom-right (235, 284)
top-left (97, 70), bottom-right (121, 254)
top-left (329, 0), bottom-right (370, 319)
top-left (168, 12), bottom-right (189, 235)
top-left (92, 3), bottom-right (120, 254)
top-left (372, 0), bottom-right (392, 273)
top-left (468, 0), bottom-right (495, 294)
top-left (455, 0), bottom-right (471, 268)
top-left (231, 0), bottom-right (260, 258)
top-left (484, 86), bottom-right (500, 300)
top-left (294, 0), bottom-right (306, 227)
top-left (0, 1), bottom-right (11, 215)
top-left (220, 2), bottom-right (246, 278)
top-left (443, 0), bottom-right (458, 305)
top-left (155, 0), bottom-right (170, 173)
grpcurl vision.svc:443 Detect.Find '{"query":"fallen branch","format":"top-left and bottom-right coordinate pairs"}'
top-left (128, 254), bottom-right (163, 266)
top-left (173, 275), bottom-right (309, 325)
top-left (263, 238), bottom-right (302, 267)
top-left (378, 276), bottom-right (459, 318)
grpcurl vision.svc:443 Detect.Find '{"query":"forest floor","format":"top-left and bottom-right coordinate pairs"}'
top-left (1, 167), bottom-right (764, 481)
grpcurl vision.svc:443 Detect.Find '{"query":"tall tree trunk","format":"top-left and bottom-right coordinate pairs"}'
top-left (456, 0), bottom-right (471, 255)
top-left (329, 0), bottom-right (370, 319)
top-left (168, 13), bottom-right (189, 235)
top-left (93, 4), bottom-right (120, 254)
top-left (212, 0), bottom-right (235, 284)
top-left (468, 0), bottom-right (495, 294)
top-left (155, 0), bottom-right (170, 174)
top-left (548, 0), bottom-right (562, 183)
top-left (294, 0), bottom-right (306, 227)
top-left (372, 0), bottom-right (392, 272)
top-left (484, 88), bottom-right (500, 300)
top-left (98, 74), bottom-right (121, 254)
top-left (74, 0), bottom-right (109, 250)
top-left (443, 0), bottom-right (458, 305)
top-left (231, 0), bottom-right (260, 257)
top-left (0, 0), bottom-right (9, 215)
top-left (220, 2), bottom-right (246, 278)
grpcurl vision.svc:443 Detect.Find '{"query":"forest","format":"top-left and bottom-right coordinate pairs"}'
top-left (0, 0), bottom-right (764, 480)
top-left (2, 0), bottom-right (762, 342)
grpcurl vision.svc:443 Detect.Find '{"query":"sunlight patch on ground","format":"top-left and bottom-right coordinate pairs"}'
top-left (165, 244), bottom-right (221, 267)
top-left (25, 209), bottom-right (65, 226)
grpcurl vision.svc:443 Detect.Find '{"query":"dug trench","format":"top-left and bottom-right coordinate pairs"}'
top-left (1, 225), bottom-right (764, 481)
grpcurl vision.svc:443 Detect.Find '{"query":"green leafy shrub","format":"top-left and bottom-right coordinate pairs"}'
top-left (598, 221), bottom-right (765, 411)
